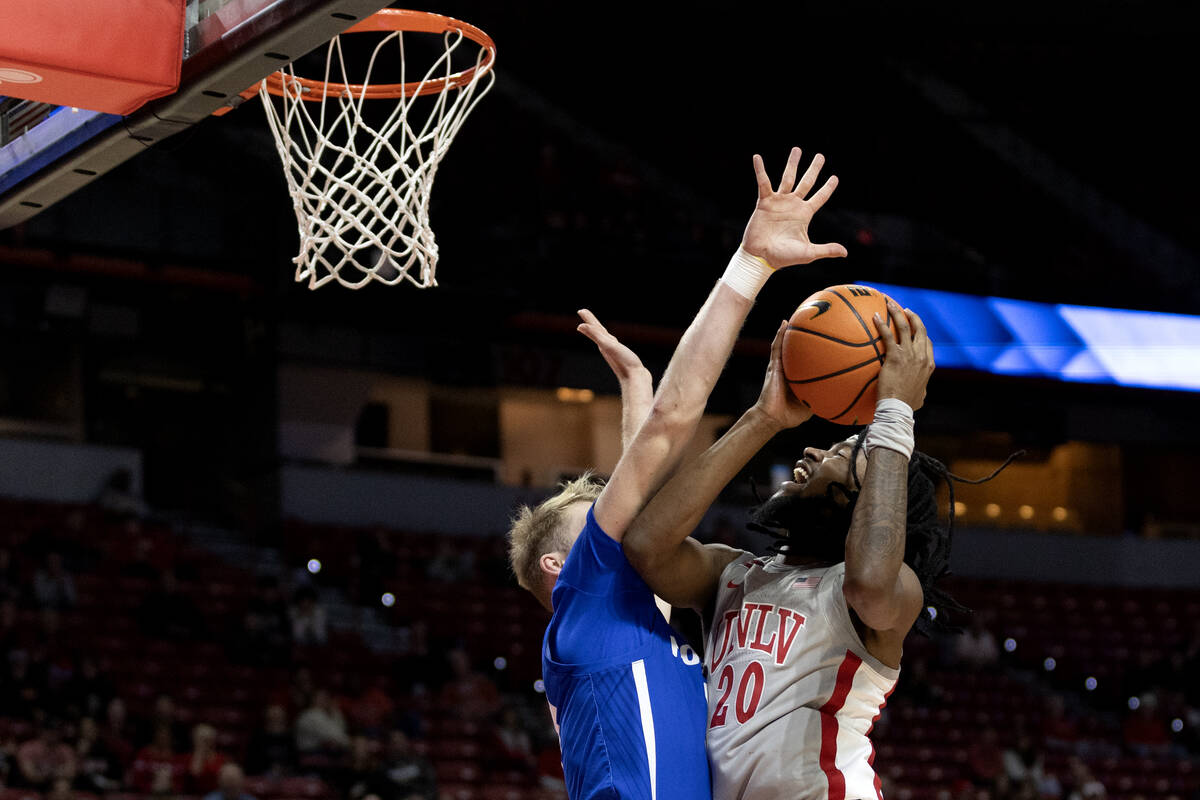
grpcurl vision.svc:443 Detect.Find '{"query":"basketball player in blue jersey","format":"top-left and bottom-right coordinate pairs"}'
top-left (622, 306), bottom-right (1011, 799)
top-left (507, 147), bottom-right (849, 800)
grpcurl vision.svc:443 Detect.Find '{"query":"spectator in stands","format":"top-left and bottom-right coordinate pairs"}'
top-left (1065, 756), bottom-right (1106, 799)
top-left (245, 705), bottom-right (296, 777)
top-left (1037, 769), bottom-right (1064, 799)
top-left (136, 570), bottom-right (204, 641)
top-left (99, 696), bottom-right (136, 770)
top-left (488, 705), bottom-right (535, 774)
top-left (295, 689), bottom-right (351, 756)
top-left (73, 716), bottom-right (120, 793)
top-left (337, 736), bottom-right (380, 800)
top-left (203, 762), bottom-right (256, 800)
top-left (46, 775), bottom-right (74, 800)
top-left (374, 729), bottom-right (436, 800)
top-left (955, 611), bottom-right (1001, 671)
top-left (183, 723), bottom-right (227, 795)
top-left (1003, 731), bottom-right (1046, 787)
top-left (967, 727), bottom-right (1006, 788)
top-left (436, 647), bottom-right (500, 722)
top-left (16, 718), bottom-right (77, 790)
top-left (138, 694), bottom-right (186, 751)
top-left (31, 551), bottom-right (77, 612)
top-left (201, 767), bottom-right (255, 800)
top-left (345, 675), bottom-right (396, 739)
top-left (288, 586), bottom-right (328, 647)
top-left (128, 721), bottom-right (180, 794)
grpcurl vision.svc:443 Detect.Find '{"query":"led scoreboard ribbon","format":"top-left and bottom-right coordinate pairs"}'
top-left (864, 283), bottom-right (1200, 393)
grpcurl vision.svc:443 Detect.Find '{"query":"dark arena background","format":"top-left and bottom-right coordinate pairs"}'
top-left (1, 2), bottom-right (1198, 800)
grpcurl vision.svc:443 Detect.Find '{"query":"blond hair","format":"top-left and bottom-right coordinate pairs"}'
top-left (507, 472), bottom-right (604, 594)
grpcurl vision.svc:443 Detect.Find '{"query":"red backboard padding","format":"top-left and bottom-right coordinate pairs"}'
top-left (0, 0), bottom-right (185, 116)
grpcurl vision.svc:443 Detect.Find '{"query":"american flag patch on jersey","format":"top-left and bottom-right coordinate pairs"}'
top-left (792, 576), bottom-right (822, 589)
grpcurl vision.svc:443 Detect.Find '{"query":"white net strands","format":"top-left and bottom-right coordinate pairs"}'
top-left (259, 23), bottom-right (494, 289)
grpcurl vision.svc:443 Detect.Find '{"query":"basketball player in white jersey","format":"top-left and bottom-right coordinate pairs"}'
top-left (624, 300), bottom-right (946, 800)
top-left (507, 148), bottom-right (849, 800)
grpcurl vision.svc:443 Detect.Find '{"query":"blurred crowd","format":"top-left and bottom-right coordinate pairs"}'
top-left (882, 608), bottom-right (1200, 800)
top-left (0, 497), bottom-right (566, 800)
top-left (1, 486), bottom-right (1198, 800)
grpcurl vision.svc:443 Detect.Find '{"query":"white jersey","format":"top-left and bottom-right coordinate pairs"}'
top-left (704, 555), bottom-right (899, 800)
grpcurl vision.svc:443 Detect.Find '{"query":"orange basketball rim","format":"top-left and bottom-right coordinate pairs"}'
top-left (263, 8), bottom-right (495, 100)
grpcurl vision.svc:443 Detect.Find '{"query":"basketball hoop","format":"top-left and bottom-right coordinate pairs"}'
top-left (256, 9), bottom-right (495, 289)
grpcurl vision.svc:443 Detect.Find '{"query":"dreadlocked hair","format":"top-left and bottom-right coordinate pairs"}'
top-left (750, 432), bottom-right (1022, 638)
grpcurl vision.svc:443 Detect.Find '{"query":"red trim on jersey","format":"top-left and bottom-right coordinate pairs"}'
top-left (818, 650), bottom-right (863, 800)
top-left (865, 680), bottom-right (897, 800)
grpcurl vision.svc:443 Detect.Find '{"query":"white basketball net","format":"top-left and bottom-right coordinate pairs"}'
top-left (258, 26), bottom-right (494, 289)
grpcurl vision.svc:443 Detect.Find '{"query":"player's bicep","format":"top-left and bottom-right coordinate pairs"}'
top-left (635, 540), bottom-right (740, 612)
top-left (846, 561), bottom-right (924, 633)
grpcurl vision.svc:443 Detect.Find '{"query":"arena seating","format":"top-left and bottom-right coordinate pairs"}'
top-left (2, 496), bottom-right (1197, 800)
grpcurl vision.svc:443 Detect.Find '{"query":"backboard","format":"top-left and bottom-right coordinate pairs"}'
top-left (0, 0), bottom-right (392, 229)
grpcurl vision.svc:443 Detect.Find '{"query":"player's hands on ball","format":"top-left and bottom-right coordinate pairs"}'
top-left (874, 300), bottom-right (935, 411)
top-left (741, 147), bottom-right (848, 269)
top-left (755, 320), bottom-right (815, 429)
top-left (577, 309), bottom-right (652, 387)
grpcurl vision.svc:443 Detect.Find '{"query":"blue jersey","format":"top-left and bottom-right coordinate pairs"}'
top-left (543, 505), bottom-right (711, 800)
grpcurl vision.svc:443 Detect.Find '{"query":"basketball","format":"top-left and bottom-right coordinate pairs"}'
top-left (782, 284), bottom-right (898, 425)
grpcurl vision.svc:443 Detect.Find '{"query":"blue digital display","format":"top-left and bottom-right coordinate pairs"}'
top-left (863, 283), bottom-right (1200, 392)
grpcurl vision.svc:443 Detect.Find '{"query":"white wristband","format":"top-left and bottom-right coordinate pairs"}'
top-left (863, 398), bottom-right (915, 460)
top-left (720, 247), bottom-right (774, 299)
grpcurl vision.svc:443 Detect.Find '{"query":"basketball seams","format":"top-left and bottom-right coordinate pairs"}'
top-left (784, 285), bottom-right (895, 424)
top-left (828, 374), bottom-right (878, 424)
top-left (785, 355), bottom-right (881, 385)
top-left (828, 288), bottom-right (884, 362)
top-left (786, 326), bottom-right (884, 349)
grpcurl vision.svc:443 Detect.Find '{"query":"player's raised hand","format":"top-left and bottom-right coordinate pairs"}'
top-left (741, 147), bottom-right (848, 269)
top-left (874, 300), bottom-right (935, 411)
top-left (754, 320), bottom-right (815, 429)
top-left (577, 309), bottom-right (651, 387)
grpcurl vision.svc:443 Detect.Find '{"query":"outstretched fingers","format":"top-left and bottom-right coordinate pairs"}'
top-left (793, 152), bottom-right (825, 198)
top-left (576, 308), bottom-right (609, 344)
top-left (752, 154), bottom-right (772, 198)
top-left (809, 242), bottom-right (848, 260)
top-left (776, 146), bottom-right (802, 193)
top-left (804, 174), bottom-right (840, 212)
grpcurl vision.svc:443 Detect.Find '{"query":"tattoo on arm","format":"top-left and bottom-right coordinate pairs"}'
top-left (845, 449), bottom-right (908, 586)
